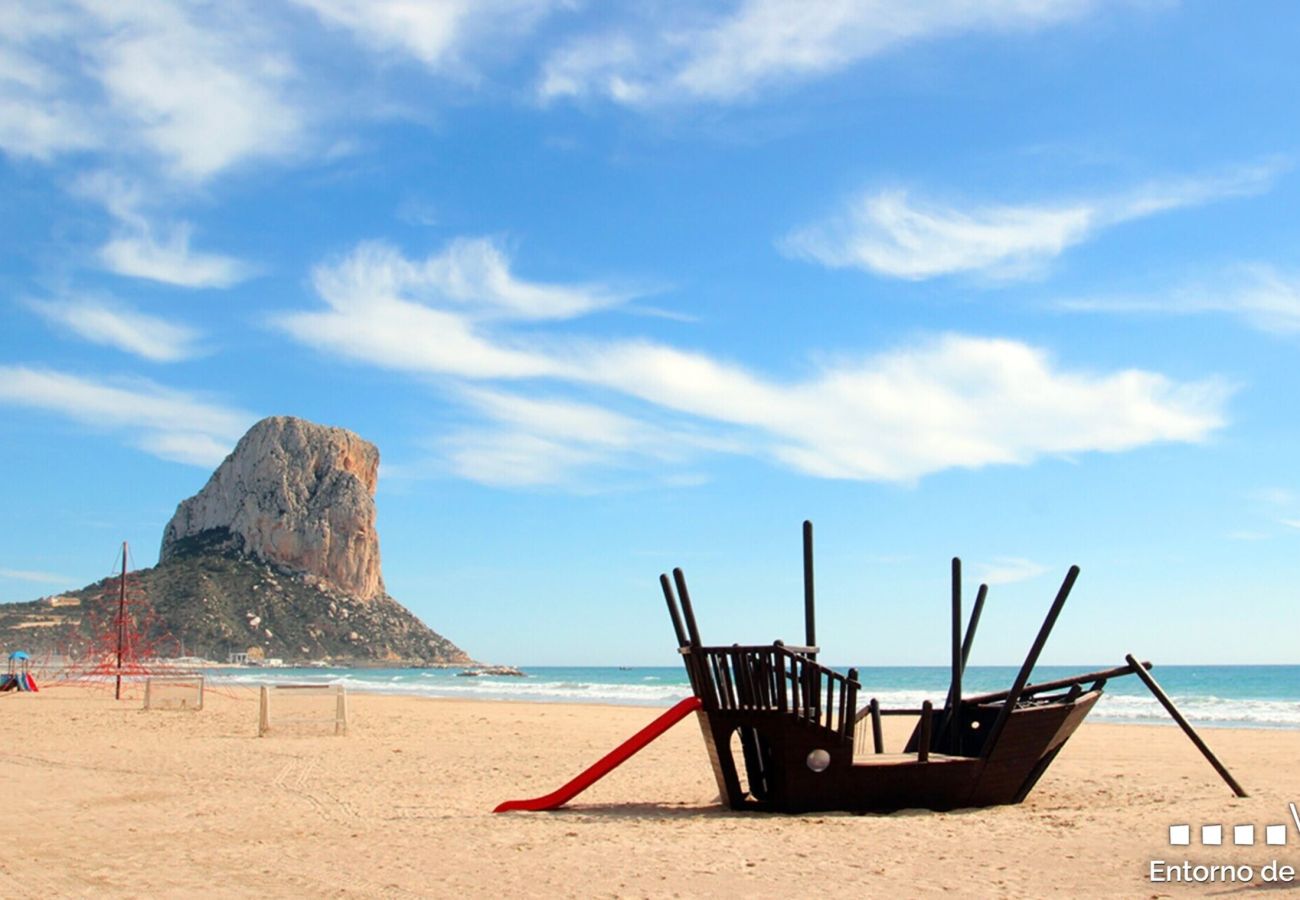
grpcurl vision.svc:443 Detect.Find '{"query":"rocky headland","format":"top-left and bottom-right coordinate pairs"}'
top-left (0, 416), bottom-right (470, 666)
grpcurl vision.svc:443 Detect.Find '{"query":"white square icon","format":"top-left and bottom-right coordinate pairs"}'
top-left (1234, 824), bottom-right (1255, 846)
top-left (1169, 824), bottom-right (1191, 845)
top-left (1266, 824), bottom-right (1287, 846)
top-left (1201, 824), bottom-right (1223, 845)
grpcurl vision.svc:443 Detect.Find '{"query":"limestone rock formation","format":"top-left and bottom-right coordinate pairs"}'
top-left (1, 415), bottom-right (471, 664)
top-left (161, 416), bottom-right (384, 601)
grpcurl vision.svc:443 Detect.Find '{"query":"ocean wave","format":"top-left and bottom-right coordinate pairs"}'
top-left (207, 671), bottom-right (1300, 726)
top-left (213, 670), bottom-right (693, 706)
top-left (1092, 693), bottom-right (1300, 728)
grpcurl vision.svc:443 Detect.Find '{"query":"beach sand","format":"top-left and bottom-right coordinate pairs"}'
top-left (3, 685), bottom-right (1298, 898)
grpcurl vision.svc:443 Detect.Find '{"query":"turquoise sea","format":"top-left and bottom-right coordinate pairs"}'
top-left (210, 664), bottom-right (1300, 729)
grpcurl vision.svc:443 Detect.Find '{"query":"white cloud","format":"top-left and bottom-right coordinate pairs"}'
top-left (1281, 519), bottom-right (1300, 530)
top-left (279, 238), bottom-right (1231, 486)
top-left (0, 94), bottom-right (99, 161)
top-left (25, 294), bottom-right (202, 362)
top-left (313, 238), bottom-right (628, 320)
top-left (276, 237), bottom-right (627, 378)
top-left (580, 335), bottom-right (1229, 482)
top-left (0, 366), bottom-right (254, 466)
top-left (0, 2), bottom-right (300, 180)
top-left (99, 224), bottom-right (252, 288)
top-left (1058, 265), bottom-right (1300, 336)
top-left (973, 557), bottom-right (1049, 586)
top-left (85, 4), bottom-right (301, 181)
top-left (540, 0), bottom-right (1097, 105)
top-left (292, 0), bottom-right (563, 73)
top-left (75, 173), bottom-right (253, 288)
top-left (786, 189), bottom-right (1094, 280)
top-left (783, 164), bottom-right (1282, 280)
top-left (0, 7), bottom-right (101, 160)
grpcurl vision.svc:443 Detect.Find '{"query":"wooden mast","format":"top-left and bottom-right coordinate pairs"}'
top-left (802, 520), bottom-right (816, 658)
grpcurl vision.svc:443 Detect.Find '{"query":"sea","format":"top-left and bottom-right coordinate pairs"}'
top-left (209, 664), bottom-right (1300, 730)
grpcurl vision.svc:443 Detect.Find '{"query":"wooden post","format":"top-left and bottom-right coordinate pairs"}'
top-left (1125, 653), bottom-right (1246, 798)
top-left (961, 584), bottom-right (988, 670)
top-left (335, 684), bottom-right (348, 736)
top-left (773, 643), bottom-right (788, 712)
top-left (660, 574), bottom-right (689, 648)
top-left (258, 685), bottom-right (270, 737)
top-left (870, 698), bottom-right (883, 754)
top-left (950, 558), bottom-right (962, 714)
top-left (673, 568), bottom-right (703, 649)
top-left (802, 521), bottom-right (816, 658)
top-left (982, 566), bottom-right (1079, 758)
top-left (918, 700), bottom-right (933, 762)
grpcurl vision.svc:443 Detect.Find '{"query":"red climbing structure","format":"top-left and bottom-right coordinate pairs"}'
top-left (60, 542), bottom-right (184, 699)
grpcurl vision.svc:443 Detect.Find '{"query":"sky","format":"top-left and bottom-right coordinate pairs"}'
top-left (2, 1), bottom-right (1298, 667)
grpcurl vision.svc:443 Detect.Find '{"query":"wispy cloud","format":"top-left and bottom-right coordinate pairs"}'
top-left (277, 238), bottom-right (1231, 487)
top-left (540, 0), bottom-right (1099, 106)
top-left (0, 566), bottom-right (71, 584)
top-left (277, 237), bottom-right (631, 379)
top-left (0, 6), bottom-right (101, 160)
top-left (444, 387), bottom-right (735, 488)
top-left (76, 173), bottom-right (254, 288)
top-left (25, 294), bottom-right (202, 362)
top-left (292, 0), bottom-right (564, 74)
top-left (0, 366), bottom-right (254, 466)
top-left (0, 3), bottom-right (301, 181)
top-left (782, 163), bottom-right (1283, 280)
top-left (1250, 487), bottom-right (1296, 508)
top-left (973, 557), bottom-right (1049, 586)
top-left (1057, 265), bottom-right (1300, 336)
top-left (91, 4), bottom-right (301, 181)
top-left (578, 335), bottom-right (1230, 482)
top-left (98, 224), bottom-right (253, 288)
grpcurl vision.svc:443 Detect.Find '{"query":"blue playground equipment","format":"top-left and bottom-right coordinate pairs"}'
top-left (1, 650), bottom-right (39, 692)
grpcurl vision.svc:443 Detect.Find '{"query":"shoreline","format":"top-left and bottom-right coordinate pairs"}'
top-left (13, 680), bottom-right (1300, 733)
top-left (22, 664), bottom-right (1300, 730)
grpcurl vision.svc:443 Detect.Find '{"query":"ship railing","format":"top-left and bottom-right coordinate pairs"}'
top-left (684, 642), bottom-right (859, 743)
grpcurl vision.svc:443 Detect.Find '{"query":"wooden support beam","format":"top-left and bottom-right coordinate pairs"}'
top-left (961, 583), bottom-right (988, 671)
top-left (982, 566), bottom-right (1079, 759)
top-left (964, 661), bottom-right (1149, 705)
top-left (1125, 653), bottom-right (1247, 798)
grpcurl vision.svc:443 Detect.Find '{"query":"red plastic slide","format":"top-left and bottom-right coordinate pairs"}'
top-left (493, 696), bottom-right (703, 812)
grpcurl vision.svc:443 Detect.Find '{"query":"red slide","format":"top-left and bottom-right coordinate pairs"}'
top-left (493, 696), bottom-right (703, 812)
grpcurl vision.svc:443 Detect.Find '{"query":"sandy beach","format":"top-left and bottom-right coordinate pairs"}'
top-left (4, 684), bottom-right (1299, 898)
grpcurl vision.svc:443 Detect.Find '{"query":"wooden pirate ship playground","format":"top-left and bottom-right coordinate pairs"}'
top-left (495, 521), bottom-right (1244, 814)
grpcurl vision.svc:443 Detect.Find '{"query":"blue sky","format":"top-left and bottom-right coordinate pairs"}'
top-left (2, 1), bottom-right (1298, 666)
